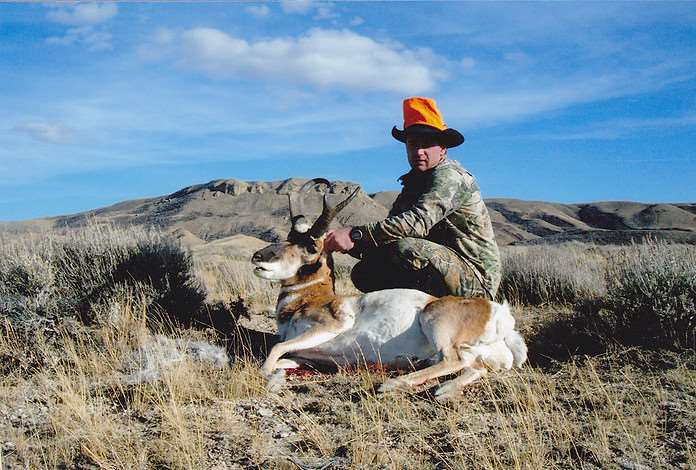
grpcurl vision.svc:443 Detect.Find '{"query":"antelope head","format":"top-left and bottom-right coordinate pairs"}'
top-left (251, 178), bottom-right (360, 281)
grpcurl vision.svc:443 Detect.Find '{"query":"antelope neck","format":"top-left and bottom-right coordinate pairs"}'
top-left (279, 277), bottom-right (328, 294)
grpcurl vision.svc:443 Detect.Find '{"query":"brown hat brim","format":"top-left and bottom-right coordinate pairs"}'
top-left (391, 124), bottom-right (465, 148)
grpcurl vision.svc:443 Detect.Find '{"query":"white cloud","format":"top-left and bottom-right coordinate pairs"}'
top-left (46, 3), bottom-right (118, 26)
top-left (172, 28), bottom-right (438, 93)
top-left (280, 0), bottom-right (314, 14)
top-left (47, 26), bottom-right (112, 51)
top-left (245, 5), bottom-right (270, 18)
top-left (13, 122), bottom-right (72, 144)
top-left (349, 16), bottom-right (365, 26)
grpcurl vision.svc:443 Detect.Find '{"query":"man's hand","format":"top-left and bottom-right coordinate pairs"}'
top-left (324, 227), bottom-right (354, 253)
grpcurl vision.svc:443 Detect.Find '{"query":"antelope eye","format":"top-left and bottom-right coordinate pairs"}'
top-left (302, 240), bottom-right (318, 254)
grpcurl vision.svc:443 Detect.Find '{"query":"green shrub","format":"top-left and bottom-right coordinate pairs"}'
top-left (603, 241), bottom-right (696, 350)
top-left (0, 224), bottom-right (206, 329)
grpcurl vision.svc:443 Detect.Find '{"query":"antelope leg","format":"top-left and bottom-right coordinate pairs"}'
top-left (379, 359), bottom-right (469, 392)
top-left (261, 327), bottom-right (340, 377)
top-left (434, 367), bottom-right (488, 401)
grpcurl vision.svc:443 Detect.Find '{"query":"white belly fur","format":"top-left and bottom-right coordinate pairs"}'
top-left (284, 289), bottom-right (437, 367)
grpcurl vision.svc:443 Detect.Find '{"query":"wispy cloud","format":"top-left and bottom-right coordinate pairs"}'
top-left (314, 6), bottom-right (338, 21)
top-left (245, 5), bottom-right (270, 18)
top-left (154, 27), bottom-right (440, 93)
top-left (45, 3), bottom-right (117, 51)
top-left (280, 0), bottom-right (314, 14)
top-left (525, 114), bottom-right (696, 141)
top-left (279, 0), bottom-right (338, 20)
top-left (12, 122), bottom-right (72, 144)
top-left (47, 26), bottom-right (112, 51)
top-left (46, 3), bottom-right (118, 26)
top-left (460, 57), bottom-right (476, 70)
top-left (440, 49), bottom-right (696, 129)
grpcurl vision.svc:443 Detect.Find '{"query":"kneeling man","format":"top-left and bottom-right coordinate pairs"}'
top-left (325, 97), bottom-right (501, 299)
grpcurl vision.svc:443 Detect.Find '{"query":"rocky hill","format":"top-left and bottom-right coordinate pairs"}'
top-left (2, 178), bottom-right (695, 245)
top-left (48, 178), bottom-right (389, 243)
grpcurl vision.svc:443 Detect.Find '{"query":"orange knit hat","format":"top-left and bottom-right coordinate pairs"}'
top-left (391, 97), bottom-right (464, 148)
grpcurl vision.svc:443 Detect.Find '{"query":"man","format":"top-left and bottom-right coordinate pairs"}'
top-left (324, 97), bottom-right (501, 299)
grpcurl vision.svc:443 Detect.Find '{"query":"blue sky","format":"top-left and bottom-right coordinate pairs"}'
top-left (1, 1), bottom-right (695, 221)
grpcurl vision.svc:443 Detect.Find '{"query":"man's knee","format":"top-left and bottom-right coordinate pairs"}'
top-left (350, 242), bottom-right (424, 293)
top-left (350, 256), bottom-right (398, 293)
top-left (388, 237), bottom-right (433, 271)
top-left (350, 260), bottom-right (375, 292)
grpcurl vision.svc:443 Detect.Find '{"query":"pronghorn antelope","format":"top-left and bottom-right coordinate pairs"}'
top-left (251, 179), bottom-right (527, 400)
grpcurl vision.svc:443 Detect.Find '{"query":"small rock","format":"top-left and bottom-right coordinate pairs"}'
top-left (273, 423), bottom-right (293, 439)
top-left (257, 407), bottom-right (273, 418)
top-left (618, 459), bottom-right (650, 470)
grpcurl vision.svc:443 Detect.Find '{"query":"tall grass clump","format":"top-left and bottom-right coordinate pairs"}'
top-left (499, 243), bottom-right (606, 305)
top-left (0, 224), bottom-right (206, 329)
top-left (196, 258), bottom-right (277, 311)
top-left (603, 240), bottom-right (696, 349)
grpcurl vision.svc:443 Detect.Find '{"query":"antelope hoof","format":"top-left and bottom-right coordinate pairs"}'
top-left (378, 378), bottom-right (408, 393)
top-left (434, 382), bottom-right (462, 401)
top-left (266, 369), bottom-right (287, 393)
top-left (260, 361), bottom-right (276, 379)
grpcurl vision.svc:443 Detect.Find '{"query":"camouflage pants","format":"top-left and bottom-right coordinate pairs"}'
top-left (351, 237), bottom-right (497, 299)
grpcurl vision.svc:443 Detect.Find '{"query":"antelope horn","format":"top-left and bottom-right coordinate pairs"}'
top-left (287, 178), bottom-right (332, 234)
top-left (308, 185), bottom-right (361, 239)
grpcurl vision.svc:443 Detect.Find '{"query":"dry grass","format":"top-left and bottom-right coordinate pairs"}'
top-left (2, 314), bottom-right (695, 469)
top-left (1, 297), bottom-right (267, 469)
top-left (1, 225), bottom-right (695, 468)
top-left (195, 258), bottom-right (278, 312)
top-left (499, 242), bottom-right (607, 305)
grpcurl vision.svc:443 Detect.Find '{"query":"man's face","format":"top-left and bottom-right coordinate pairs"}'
top-left (406, 135), bottom-right (446, 172)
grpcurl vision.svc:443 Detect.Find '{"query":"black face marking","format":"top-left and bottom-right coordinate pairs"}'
top-left (287, 231), bottom-right (319, 254)
top-left (298, 260), bottom-right (322, 277)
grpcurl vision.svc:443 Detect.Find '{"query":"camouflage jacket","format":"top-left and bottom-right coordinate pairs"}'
top-left (356, 159), bottom-right (501, 292)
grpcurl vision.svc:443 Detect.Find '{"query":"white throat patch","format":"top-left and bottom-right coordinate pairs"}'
top-left (280, 277), bottom-right (326, 293)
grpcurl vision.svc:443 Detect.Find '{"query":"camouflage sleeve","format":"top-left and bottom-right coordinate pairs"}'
top-left (360, 166), bottom-right (472, 247)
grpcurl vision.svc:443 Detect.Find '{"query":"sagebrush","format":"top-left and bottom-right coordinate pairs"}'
top-left (0, 224), bottom-right (206, 330)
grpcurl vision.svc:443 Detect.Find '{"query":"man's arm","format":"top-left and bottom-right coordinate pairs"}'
top-left (357, 167), bottom-right (470, 248)
top-left (324, 167), bottom-right (471, 255)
